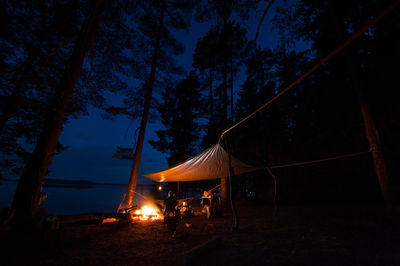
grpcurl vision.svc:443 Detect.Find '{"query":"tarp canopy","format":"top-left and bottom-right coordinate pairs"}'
top-left (143, 144), bottom-right (259, 182)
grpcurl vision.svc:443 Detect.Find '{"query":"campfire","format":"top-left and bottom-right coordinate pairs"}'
top-left (131, 204), bottom-right (162, 221)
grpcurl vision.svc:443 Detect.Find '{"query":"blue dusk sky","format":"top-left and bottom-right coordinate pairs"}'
top-left (47, 4), bottom-right (305, 185)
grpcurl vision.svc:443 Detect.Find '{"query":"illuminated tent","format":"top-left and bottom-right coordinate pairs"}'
top-left (143, 143), bottom-right (259, 182)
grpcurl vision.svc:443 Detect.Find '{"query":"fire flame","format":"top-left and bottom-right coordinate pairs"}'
top-left (132, 205), bottom-right (161, 221)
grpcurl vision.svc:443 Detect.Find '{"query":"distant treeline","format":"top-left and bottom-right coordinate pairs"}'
top-left (1, 178), bottom-right (158, 188)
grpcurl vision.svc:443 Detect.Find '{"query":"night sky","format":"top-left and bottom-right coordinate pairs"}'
top-left (47, 5), bottom-right (299, 185)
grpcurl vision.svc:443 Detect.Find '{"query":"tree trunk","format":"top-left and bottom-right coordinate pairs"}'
top-left (222, 3), bottom-right (228, 125)
top-left (10, 0), bottom-right (105, 227)
top-left (230, 55), bottom-right (234, 123)
top-left (346, 57), bottom-right (391, 206)
top-left (359, 96), bottom-right (390, 205)
top-left (124, 0), bottom-right (166, 209)
top-left (220, 177), bottom-right (228, 209)
top-left (328, 3), bottom-right (392, 206)
top-left (220, 11), bottom-right (230, 207)
top-left (224, 136), bottom-right (238, 231)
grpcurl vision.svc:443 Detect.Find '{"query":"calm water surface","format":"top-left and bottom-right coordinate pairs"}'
top-left (0, 181), bottom-right (151, 215)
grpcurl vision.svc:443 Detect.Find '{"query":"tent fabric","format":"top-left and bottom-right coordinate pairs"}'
top-left (143, 144), bottom-right (259, 182)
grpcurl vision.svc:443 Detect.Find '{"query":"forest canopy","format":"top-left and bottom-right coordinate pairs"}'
top-left (1, 0), bottom-right (399, 225)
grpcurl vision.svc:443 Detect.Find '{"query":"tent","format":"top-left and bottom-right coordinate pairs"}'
top-left (143, 143), bottom-right (260, 182)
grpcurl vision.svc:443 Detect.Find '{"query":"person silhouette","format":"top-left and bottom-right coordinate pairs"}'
top-left (164, 190), bottom-right (178, 217)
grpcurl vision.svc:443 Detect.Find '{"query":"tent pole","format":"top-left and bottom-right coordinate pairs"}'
top-left (224, 136), bottom-right (239, 231)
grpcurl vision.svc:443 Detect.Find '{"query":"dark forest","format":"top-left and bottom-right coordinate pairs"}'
top-left (1, 0), bottom-right (400, 265)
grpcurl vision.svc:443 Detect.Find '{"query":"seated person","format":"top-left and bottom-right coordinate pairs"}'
top-left (180, 200), bottom-right (194, 218)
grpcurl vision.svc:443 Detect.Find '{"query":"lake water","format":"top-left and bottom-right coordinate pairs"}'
top-left (0, 181), bottom-right (153, 216)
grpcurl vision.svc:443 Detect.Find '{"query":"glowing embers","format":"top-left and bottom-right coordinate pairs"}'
top-left (131, 204), bottom-right (162, 221)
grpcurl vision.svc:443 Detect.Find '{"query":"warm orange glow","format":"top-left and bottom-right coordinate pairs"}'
top-left (158, 185), bottom-right (162, 191)
top-left (102, 218), bottom-right (118, 224)
top-left (132, 205), bottom-right (162, 221)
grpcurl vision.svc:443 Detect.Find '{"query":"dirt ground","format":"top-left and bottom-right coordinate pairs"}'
top-left (1, 203), bottom-right (400, 266)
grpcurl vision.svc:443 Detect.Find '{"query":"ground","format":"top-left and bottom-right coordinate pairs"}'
top-left (1, 202), bottom-right (400, 265)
